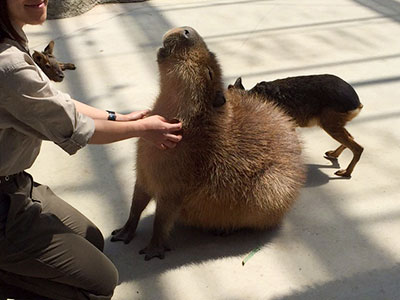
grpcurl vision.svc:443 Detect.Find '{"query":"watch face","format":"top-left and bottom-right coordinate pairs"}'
top-left (107, 110), bottom-right (116, 121)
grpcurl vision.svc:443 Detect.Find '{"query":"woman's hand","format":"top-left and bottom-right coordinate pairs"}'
top-left (136, 115), bottom-right (182, 150)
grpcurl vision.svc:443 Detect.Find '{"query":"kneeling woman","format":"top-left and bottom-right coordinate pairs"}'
top-left (0, 0), bottom-right (182, 299)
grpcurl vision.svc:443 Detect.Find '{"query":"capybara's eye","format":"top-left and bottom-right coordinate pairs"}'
top-left (183, 29), bottom-right (190, 38)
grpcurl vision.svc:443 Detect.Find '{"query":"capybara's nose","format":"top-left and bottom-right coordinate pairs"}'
top-left (182, 28), bottom-right (190, 38)
top-left (163, 26), bottom-right (194, 40)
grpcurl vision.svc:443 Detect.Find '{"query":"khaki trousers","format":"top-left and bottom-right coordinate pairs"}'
top-left (0, 172), bottom-right (118, 300)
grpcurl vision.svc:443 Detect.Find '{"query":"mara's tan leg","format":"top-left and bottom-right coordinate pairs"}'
top-left (111, 182), bottom-right (151, 244)
top-left (139, 197), bottom-right (181, 261)
top-left (322, 126), bottom-right (363, 177)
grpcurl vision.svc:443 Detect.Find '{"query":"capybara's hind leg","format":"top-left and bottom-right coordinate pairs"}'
top-left (322, 125), bottom-right (363, 178)
top-left (139, 198), bottom-right (181, 261)
top-left (111, 183), bottom-right (151, 244)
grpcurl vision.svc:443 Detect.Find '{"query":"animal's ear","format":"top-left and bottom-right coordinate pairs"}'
top-left (233, 77), bottom-right (245, 90)
top-left (228, 77), bottom-right (245, 90)
top-left (32, 51), bottom-right (45, 63)
top-left (213, 91), bottom-right (226, 107)
top-left (44, 40), bottom-right (55, 54)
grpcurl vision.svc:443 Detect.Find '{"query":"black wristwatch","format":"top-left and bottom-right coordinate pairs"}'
top-left (106, 110), bottom-right (116, 121)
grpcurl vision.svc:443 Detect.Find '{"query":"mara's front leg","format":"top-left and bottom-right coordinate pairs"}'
top-left (139, 197), bottom-right (181, 261)
top-left (111, 182), bottom-right (151, 244)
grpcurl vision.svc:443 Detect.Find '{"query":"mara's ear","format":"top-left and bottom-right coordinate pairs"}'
top-left (213, 91), bottom-right (226, 107)
top-left (228, 77), bottom-right (245, 90)
top-left (233, 77), bottom-right (245, 90)
top-left (32, 51), bottom-right (45, 63)
top-left (44, 40), bottom-right (55, 54)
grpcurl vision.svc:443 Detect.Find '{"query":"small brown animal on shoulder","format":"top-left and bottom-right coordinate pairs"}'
top-left (111, 26), bottom-right (305, 261)
top-left (229, 76), bottom-right (364, 178)
top-left (32, 40), bottom-right (76, 82)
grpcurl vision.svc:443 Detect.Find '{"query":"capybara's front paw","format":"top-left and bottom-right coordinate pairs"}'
top-left (334, 169), bottom-right (351, 178)
top-left (110, 226), bottom-right (135, 244)
top-left (139, 244), bottom-right (171, 261)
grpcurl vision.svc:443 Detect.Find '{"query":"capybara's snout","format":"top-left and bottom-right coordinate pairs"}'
top-left (158, 26), bottom-right (204, 61)
top-left (162, 26), bottom-right (195, 43)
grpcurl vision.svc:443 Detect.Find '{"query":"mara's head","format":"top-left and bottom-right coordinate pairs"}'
top-left (32, 40), bottom-right (73, 82)
top-left (157, 26), bottom-right (225, 108)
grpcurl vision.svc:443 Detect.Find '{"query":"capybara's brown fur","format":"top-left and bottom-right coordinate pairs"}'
top-left (229, 76), bottom-right (364, 178)
top-left (111, 27), bottom-right (305, 260)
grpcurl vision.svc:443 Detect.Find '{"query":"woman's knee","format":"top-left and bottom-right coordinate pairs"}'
top-left (86, 224), bottom-right (105, 251)
top-left (89, 258), bottom-right (119, 297)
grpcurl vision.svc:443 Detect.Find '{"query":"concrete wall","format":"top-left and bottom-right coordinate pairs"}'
top-left (47, 0), bottom-right (146, 19)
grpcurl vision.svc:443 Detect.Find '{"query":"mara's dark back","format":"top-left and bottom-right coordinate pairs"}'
top-left (249, 74), bottom-right (361, 116)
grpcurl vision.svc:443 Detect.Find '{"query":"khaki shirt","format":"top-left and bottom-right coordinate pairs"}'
top-left (0, 31), bottom-right (95, 176)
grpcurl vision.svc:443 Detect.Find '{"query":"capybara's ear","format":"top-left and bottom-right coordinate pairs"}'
top-left (44, 40), bottom-right (55, 54)
top-left (213, 91), bottom-right (226, 107)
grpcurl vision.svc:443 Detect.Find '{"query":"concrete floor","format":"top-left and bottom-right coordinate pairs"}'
top-left (25, 0), bottom-right (400, 299)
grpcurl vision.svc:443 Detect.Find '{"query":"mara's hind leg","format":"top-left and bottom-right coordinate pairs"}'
top-left (322, 125), bottom-right (363, 178)
top-left (111, 182), bottom-right (151, 244)
top-left (325, 144), bottom-right (346, 159)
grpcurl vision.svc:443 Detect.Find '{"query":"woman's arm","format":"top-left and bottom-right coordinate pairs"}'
top-left (73, 100), bottom-right (149, 121)
top-left (89, 115), bottom-right (182, 150)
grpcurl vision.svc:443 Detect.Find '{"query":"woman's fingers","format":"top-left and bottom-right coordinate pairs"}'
top-left (130, 110), bottom-right (150, 120)
top-left (157, 134), bottom-right (182, 150)
top-left (166, 122), bottom-right (182, 133)
top-left (164, 133), bottom-right (182, 143)
top-left (162, 141), bottom-right (177, 149)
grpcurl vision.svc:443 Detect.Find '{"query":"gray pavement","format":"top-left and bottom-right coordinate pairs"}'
top-left (25, 0), bottom-right (400, 299)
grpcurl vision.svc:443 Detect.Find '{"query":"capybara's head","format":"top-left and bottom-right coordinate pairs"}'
top-left (157, 26), bottom-right (226, 108)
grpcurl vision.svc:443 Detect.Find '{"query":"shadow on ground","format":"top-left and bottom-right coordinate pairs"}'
top-left (272, 264), bottom-right (400, 300)
top-left (106, 220), bottom-right (280, 282)
top-left (305, 158), bottom-right (352, 187)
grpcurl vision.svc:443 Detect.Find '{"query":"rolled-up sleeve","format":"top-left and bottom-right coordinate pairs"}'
top-left (3, 60), bottom-right (95, 155)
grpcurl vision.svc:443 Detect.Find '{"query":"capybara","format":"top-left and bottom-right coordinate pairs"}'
top-left (229, 76), bottom-right (364, 178)
top-left (111, 27), bottom-right (305, 260)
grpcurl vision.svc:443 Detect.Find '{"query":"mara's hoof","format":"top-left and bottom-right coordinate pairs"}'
top-left (324, 151), bottom-right (339, 160)
top-left (334, 169), bottom-right (351, 178)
